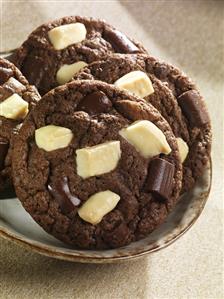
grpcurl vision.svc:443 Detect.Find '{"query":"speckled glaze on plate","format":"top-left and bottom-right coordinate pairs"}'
top-left (0, 160), bottom-right (212, 263)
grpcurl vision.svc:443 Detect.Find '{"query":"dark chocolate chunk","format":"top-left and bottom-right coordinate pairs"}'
top-left (145, 158), bottom-right (174, 200)
top-left (77, 91), bottom-right (112, 115)
top-left (103, 28), bottom-right (140, 54)
top-left (21, 54), bottom-right (46, 89)
top-left (0, 67), bottom-right (13, 84)
top-left (48, 177), bottom-right (80, 214)
top-left (0, 77), bottom-right (26, 101)
top-left (0, 86), bottom-right (12, 101)
top-left (0, 138), bottom-right (9, 171)
top-left (3, 77), bottom-right (26, 94)
top-left (178, 90), bottom-right (209, 127)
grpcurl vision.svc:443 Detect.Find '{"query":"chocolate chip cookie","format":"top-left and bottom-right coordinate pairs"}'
top-left (0, 58), bottom-right (40, 191)
top-left (74, 54), bottom-right (211, 192)
top-left (12, 80), bottom-right (182, 249)
top-left (10, 16), bottom-right (147, 95)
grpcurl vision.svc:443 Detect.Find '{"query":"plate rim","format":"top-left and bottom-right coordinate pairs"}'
top-left (0, 160), bottom-right (212, 264)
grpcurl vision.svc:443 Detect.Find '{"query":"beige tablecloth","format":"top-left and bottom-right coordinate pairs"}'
top-left (0, 1), bottom-right (223, 298)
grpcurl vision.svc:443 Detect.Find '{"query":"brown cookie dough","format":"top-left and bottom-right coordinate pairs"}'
top-left (12, 80), bottom-right (182, 249)
top-left (145, 55), bottom-right (212, 191)
top-left (10, 16), bottom-right (147, 95)
top-left (74, 54), bottom-right (211, 192)
top-left (0, 58), bottom-right (40, 191)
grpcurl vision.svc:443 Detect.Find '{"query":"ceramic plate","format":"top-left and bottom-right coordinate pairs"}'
top-left (0, 159), bottom-right (212, 263)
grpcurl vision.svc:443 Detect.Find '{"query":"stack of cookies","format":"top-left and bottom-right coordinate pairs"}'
top-left (0, 16), bottom-right (211, 249)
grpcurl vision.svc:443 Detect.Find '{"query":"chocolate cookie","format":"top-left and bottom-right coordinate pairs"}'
top-left (12, 80), bottom-right (182, 249)
top-left (74, 54), bottom-right (211, 192)
top-left (0, 58), bottom-right (40, 191)
top-left (10, 16), bottom-right (147, 95)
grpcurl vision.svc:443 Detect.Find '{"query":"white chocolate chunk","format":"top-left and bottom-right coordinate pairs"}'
top-left (0, 93), bottom-right (29, 120)
top-left (76, 141), bottom-right (121, 179)
top-left (176, 137), bottom-right (189, 163)
top-left (35, 125), bottom-right (73, 152)
top-left (114, 71), bottom-right (154, 98)
top-left (56, 61), bottom-right (88, 85)
top-left (119, 120), bottom-right (171, 158)
top-left (48, 23), bottom-right (87, 50)
top-left (78, 190), bottom-right (120, 225)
